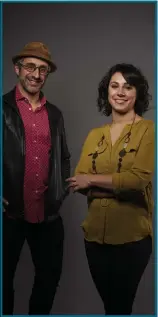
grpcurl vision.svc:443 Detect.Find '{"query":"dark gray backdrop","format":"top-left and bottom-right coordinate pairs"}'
top-left (3, 2), bottom-right (155, 314)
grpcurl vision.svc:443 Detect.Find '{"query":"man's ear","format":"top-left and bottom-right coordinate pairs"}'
top-left (14, 64), bottom-right (20, 76)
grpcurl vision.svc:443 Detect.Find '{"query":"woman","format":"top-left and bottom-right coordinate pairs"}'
top-left (66, 63), bottom-right (154, 315)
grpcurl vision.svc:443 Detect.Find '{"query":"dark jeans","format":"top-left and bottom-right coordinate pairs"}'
top-left (3, 214), bottom-right (64, 315)
top-left (85, 236), bottom-right (152, 315)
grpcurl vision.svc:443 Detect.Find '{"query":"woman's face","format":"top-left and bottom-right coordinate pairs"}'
top-left (108, 72), bottom-right (137, 114)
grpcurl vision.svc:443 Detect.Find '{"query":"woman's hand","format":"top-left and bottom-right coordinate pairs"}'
top-left (66, 173), bottom-right (113, 193)
top-left (66, 174), bottom-right (92, 192)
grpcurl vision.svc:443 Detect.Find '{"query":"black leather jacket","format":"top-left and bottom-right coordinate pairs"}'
top-left (3, 88), bottom-right (70, 221)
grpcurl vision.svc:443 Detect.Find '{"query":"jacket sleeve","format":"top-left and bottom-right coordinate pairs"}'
top-left (112, 122), bottom-right (155, 192)
top-left (59, 114), bottom-right (71, 195)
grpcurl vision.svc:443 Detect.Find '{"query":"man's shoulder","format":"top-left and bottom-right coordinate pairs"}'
top-left (45, 100), bottom-right (63, 123)
top-left (46, 99), bottom-right (63, 115)
top-left (46, 100), bottom-right (61, 113)
top-left (3, 89), bottom-right (16, 112)
top-left (3, 89), bottom-right (15, 102)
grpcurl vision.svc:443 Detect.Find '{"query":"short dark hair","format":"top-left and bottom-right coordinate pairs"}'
top-left (97, 63), bottom-right (151, 116)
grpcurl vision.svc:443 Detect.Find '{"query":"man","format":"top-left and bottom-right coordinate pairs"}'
top-left (3, 42), bottom-right (70, 315)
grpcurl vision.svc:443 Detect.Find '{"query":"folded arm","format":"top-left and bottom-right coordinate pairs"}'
top-left (66, 124), bottom-right (154, 196)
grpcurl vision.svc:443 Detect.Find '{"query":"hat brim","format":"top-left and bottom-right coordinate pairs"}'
top-left (12, 54), bottom-right (57, 73)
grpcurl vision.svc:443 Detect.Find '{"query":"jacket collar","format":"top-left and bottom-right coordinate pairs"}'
top-left (3, 87), bottom-right (44, 108)
top-left (3, 88), bottom-right (61, 125)
top-left (3, 87), bottom-right (17, 109)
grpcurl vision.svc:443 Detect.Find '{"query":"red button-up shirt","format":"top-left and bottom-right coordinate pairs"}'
top-left (16, 86), bottom-right (51, 223)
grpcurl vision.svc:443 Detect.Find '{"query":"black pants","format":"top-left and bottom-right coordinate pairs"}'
top-left (3, 214), bottom-right (64, 315)
top-left (85, 236), bottom-right (152, 315)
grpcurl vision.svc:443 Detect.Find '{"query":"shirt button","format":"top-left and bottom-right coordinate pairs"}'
top-left (36, 173), bottom-right (39, 177)
top-left (33, 124), bottom-right (35, 127)
top-left (34, 140), bottom-right (37, 143)
top-left (35, 157), bottom-right (38, 160)
top-left (29, 107), bottom-right (31, 111)
top-left (35, 190), bottom-right (38, 194)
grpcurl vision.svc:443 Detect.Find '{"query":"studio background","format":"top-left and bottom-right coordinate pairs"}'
top-left (3, 2), bottom-right (155, 314)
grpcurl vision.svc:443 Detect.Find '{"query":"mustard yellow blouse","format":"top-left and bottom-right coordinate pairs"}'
top-left (75, 119), bottom-right (155, 245)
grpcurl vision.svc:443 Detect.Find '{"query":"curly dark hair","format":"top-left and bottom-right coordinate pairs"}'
top-left (97, 63), bottom-right (151, 116)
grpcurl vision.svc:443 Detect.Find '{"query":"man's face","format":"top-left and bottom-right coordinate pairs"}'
top-left (14, 57), bottom-right (50, 95)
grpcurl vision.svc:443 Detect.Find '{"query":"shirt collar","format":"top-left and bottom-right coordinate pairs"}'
top-left (15, 85), bottom-right (46, 107)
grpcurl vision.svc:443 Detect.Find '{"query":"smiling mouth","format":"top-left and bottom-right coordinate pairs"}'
top-left (28, 79), bottom-right (41, 86)
top-left (115, 99), bottom-right (127, 103)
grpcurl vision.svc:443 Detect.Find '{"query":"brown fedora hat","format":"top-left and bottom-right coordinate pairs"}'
top-left (12, 42), bottom-right (57, 73)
